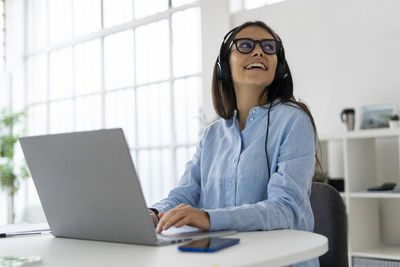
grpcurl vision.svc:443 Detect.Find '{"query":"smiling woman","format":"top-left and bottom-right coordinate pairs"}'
top-left (150, 21), bottom-right (320, 267)
top-left (150, 22), bottom-right (318, 249)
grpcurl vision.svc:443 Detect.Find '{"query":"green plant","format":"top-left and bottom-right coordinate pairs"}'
top-left (380, 114), bottom-right (400, 122)
top-left (0, 108), bottom-right (29, 223)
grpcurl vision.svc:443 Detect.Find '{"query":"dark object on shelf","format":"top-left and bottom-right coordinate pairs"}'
top-left (367, 182), bottom-right (396, 191)
top-left (341, 108), bottom-right (355, 131)
top-left (391, 114), bottom-right (399, 121)
top-left (328, 179), bottom-right (345, 192)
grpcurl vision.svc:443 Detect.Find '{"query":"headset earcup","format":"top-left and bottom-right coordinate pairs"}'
top-left (217, 57), bottom-right (231, 83)
top-left (216, 61), bottom-right (223, 80)
top-left (277, 47), bottom-right (288, 79)
top-left (221, 61), bottom-right (230, 83)
top-left (216, 28), bottom-right (236, 82)
top-left (276, 60), bottom-right (287, 80)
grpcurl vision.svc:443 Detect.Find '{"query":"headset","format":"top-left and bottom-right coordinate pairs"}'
top-left (216, 26), bottom-right (287, 179)
top-left (216, 28), bottom-right (236, 83)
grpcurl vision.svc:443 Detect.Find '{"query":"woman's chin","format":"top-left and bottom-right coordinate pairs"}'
top-left (244, 79), bottom-right (272, 89)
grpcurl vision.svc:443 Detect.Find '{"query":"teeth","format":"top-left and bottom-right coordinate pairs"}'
top-left (245, 62), bottom-right (266, 70)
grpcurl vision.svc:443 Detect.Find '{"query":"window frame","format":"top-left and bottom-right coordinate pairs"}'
top-left (23, 0), bottom-right (202, 205)
top-left (1, 0), bottom-right (5, 70)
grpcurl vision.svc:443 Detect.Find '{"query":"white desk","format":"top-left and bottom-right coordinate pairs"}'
top-left (0, 230), bottom-right (327, 267)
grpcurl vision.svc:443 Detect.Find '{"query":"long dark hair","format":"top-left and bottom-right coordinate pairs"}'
top-left (211, 21), bottom-right (322, 172)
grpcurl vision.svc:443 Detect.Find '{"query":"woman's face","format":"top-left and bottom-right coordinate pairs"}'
top-left (229, 26), bottom-right (278, 91)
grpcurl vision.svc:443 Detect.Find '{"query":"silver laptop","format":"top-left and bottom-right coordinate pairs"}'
top-left (19, 128), bottom-right (236, 245)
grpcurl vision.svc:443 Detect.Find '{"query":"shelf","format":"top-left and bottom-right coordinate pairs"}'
top-left (346, 128), bottom-right (400, 139)
top-left (319, 132), bottom-right (344, 141)
top-left (349, 192), bottom-right (400, 199)
top-left (319, 128), bottom-right (400, 141)
top-left (351, 245), bottom-right (400, 261)
top-left (322, 129), bottom-right (400, 266)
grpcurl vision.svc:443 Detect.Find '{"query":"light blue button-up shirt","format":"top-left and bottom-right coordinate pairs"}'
top-left (152, 100), bottom-right (318, 266)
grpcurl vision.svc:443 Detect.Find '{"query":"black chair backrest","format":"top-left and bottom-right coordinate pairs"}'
top-left (310, 182), bottom-right (348, 267)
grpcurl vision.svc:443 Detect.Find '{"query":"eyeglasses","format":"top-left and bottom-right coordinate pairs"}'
top-left (230, 38), bottom-right (281, 55)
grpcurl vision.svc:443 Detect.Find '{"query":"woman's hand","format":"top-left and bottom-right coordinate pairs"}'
top-left (155, 204), bottom-right (210, 233)
top-left (149, 209), bottom-right (159, 226)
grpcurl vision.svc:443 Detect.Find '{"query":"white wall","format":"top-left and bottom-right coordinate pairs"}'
top-left (226, 0), bottom-right (400, 134)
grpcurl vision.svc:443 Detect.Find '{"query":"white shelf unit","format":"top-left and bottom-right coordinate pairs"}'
top-left (319, 128), bottom-right (400, 266)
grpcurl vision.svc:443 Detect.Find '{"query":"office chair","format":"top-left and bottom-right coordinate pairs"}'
top-left (310, 182), bottom-right (349, 267)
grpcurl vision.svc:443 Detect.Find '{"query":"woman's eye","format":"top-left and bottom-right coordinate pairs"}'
top-left (263, 44), bottom-right (275, 52)
top-left (239, 42), bottom-right (252, 49)
top-left (262, 41), bottom-right (278, 53)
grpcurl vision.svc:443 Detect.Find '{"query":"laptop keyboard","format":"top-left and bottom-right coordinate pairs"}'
top-left (156, 225), bottom-right (203, 241)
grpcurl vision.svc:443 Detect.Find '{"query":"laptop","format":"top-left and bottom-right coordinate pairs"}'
top-left (19, 128), bottom-right (236, 245)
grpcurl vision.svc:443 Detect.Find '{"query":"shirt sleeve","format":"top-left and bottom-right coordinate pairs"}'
top-left (205, 113), bottom-right (316, 231)
top-left (150, 128), bottom-right (207, 213)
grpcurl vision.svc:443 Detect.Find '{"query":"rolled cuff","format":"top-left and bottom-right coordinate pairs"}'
top-left (204, 208), bottom-right (233, 231)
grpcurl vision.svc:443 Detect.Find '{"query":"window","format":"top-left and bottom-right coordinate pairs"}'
top-left (25, 0), bottom-right (202, 207)
top-left (229, 0), bottom-right (286, 13)
top-left (0, 0), bottom-right (5, 70)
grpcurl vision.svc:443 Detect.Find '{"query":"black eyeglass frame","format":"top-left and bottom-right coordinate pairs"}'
top-left (229, 38), bottom-right (282, 55)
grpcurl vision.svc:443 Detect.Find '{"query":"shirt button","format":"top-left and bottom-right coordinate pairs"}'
top-left (250, 117), bottom-right (254, 121)
top-left (232, 158), bottom-right (236, 163)
top-left (229, 182), bottom-right (232, 187)
top-left (252, 110), bottom-right (256, 114)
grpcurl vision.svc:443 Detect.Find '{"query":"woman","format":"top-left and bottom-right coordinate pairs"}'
top-left (150, 21), bottom-right (320, 266)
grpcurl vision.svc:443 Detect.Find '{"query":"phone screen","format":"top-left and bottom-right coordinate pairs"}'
top-left (178, 237), bottom-right (240, 252)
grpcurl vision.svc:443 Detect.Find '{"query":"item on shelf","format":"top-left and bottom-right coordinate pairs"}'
top-left (389, 114), bottom-right (400, 129)
top-left (360, 103), bottom-right (396, 129)
top-left (328, 178), bottom-right (344, 192)
top-left (367, 182), bottom-right (396, 191)
top-left (340, 108), bottom-right (355, 131)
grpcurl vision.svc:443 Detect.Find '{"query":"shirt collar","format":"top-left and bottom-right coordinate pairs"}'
top-left (233, 98), bottom-right (281, 117)
top-left (261, 98), bottom-right (281, 109)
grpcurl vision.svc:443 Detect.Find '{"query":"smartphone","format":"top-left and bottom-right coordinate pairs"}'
top-left (178, 237), bottom-right (240, 252)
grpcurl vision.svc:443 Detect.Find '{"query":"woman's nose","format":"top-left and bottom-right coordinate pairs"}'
top-left (252, 43), bottom-right (264, 56)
